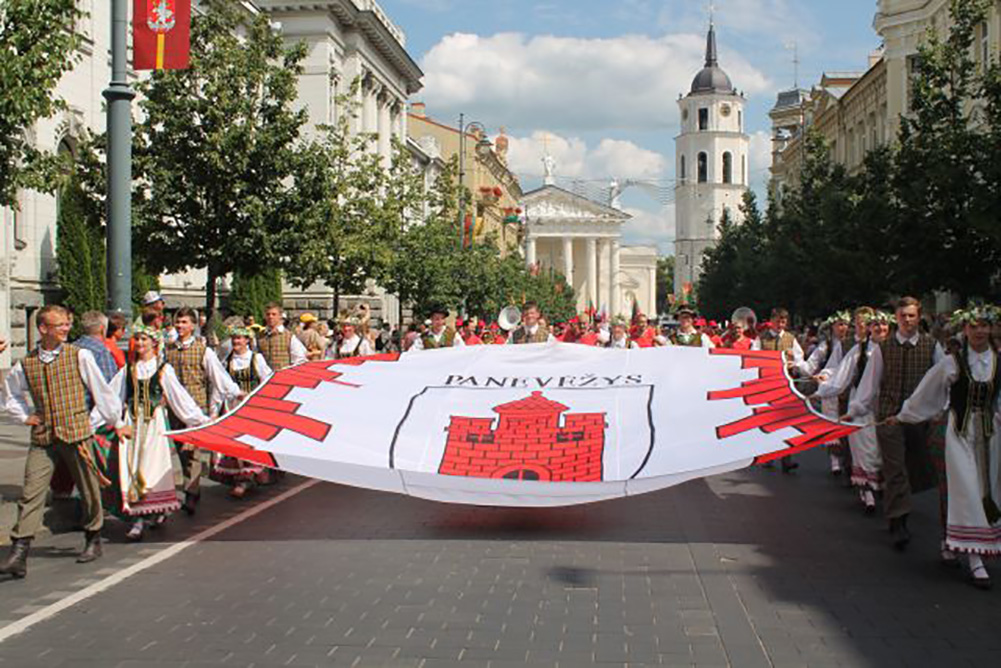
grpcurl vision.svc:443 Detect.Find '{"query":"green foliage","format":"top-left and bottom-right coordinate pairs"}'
top-left (55, 173), bottom-right (105, 334)
top-left (228, 268), bottom-right (283, 322)
top-left (131, 260), bottom-right (160, 316)
top-left (698, 0), bottom-right (1001, 319)
top-left (130, 0), bottom-right (310, 314)
top-left (655, 256), bottom-right (674, 315)
top-left (0, 0), bottom-right (82, 208)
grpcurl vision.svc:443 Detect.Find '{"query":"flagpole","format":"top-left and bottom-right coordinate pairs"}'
top-left (103, 0), bottom-right (135, 316)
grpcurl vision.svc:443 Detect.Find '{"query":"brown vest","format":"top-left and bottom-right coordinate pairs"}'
top-left (260, 329), bottom-right (293, 370)
top-left (760, 330), bottom-right (796, 354)
top-left (877, 333), bottom-right (936, 420)
top-left (511, 324), bottom-right (550, 344)
top-left (421, 328), bottom-right (456, 350)
top-left (22, 344), bottom-right (94, 445)
top-left (165, 338), bottom-right (209, 411)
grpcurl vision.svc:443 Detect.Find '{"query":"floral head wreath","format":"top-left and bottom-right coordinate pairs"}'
top-left (132, 323), bottom-right (163, 345)
top-left (338, 315), bottom-right (362, 327)
top-left (228, 326), bottom-right (254, 339)
top-left (950, 303), bottom-right (1001, 328)
top-left (610, 315), bottom-right (628, 328)
top-left (823, 310), bottom-right (852, 327)
top-left (866, 310), bottom-right (894, 326)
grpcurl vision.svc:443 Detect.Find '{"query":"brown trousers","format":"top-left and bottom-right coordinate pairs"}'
top-left (876, 422), bottom-right (935, 520)
top-left (11, 439), bottom-right (104, 540)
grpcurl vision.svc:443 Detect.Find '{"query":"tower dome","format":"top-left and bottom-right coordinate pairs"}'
top-left (690, 24), bottom-right (734, 95)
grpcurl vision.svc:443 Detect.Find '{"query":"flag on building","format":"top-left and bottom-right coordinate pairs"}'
top-left (133, 0), bottom-right (191, 71)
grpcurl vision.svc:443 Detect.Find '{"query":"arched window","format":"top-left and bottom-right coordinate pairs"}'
top-left (680, 155), bottom-right (686, 181)
top-left (697, 152), bottom-right (708, 183)
top-left (722, 152), bottom-right (733, 184)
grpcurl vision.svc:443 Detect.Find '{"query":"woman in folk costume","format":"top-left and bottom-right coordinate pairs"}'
top-left (890, 305), bottom-right (1001, 590)
top-left (326, 316), bottom-right (374, 359)
top-left (803, 311), bottom-right (850, 475)
top-left (95, 324), bottom-right (209, 541)
top-left (817, 308), bottom-right (889, 513)
top-left (211, 326), bottom-right (273, 498)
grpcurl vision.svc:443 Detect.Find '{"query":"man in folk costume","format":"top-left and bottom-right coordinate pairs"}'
top-left (849, 296), bottom-right (944, 549)
top-left (802, 311), bottom-right (851, 475)
top-left (752, 307), bottom-right (804, 364)
top-left (670, 307), bottom-right (715, 348)
top-left (0, 305), bottom-right (124, 578)
top-left (326, 316), bottom-right (374, 359)
top-left (606, 316), bottom-right (639, 349)
top-left (103, 325), bottom-right (210, 540)
top-left (816, 308), bottom-right (889, 514)
top-left (259, 301), bottom-right (308, 370)
top-left (889, 305), bottom-right (1001, 588)
top-left (412, 306), bottom-right (465, 351)
top-left (212, 326), bottom-right (273, 499)
top-left (506, 301), bottom-right (556, 344)
top-left (164, 307), bottom-right (242, 515)
top-left (753, 307), bottom-right (804, 473)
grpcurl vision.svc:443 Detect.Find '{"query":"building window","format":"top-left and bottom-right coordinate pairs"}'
top-left (680, 155), bottom-right (686, 181)
top-left (697, 152), bottom-right (708, 183)
top-left (698, 108), bottom-right (709, 131)
top-left (738, 110), bottom-right (743, 132)
top-left (741, 155), bottom-right (746, 185)
top-left (722, 152), bottom-right (733, 184)
top-left (906, 55), bottom-right (922, 112)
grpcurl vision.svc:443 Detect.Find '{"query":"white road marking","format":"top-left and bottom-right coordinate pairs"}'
top-left (0, 479), bottom-right (320, 644)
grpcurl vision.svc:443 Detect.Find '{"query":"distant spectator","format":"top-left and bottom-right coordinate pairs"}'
top-left (104, 312), bottom-right (127, 369)
top-left (74, 311), bottom-right (118, 382)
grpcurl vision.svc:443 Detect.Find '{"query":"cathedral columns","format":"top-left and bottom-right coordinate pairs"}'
top-left (610, 240), bottom-right (621, 316)
top-left (526, 236), bottom-right (537, 268)
top-left (586, 238), bottom-right (598, 309)
top-left (562, 237), bottom-right (574, 286)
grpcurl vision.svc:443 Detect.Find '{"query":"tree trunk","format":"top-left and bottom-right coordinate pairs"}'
top-left (333, 284), bottom-right (340, 318)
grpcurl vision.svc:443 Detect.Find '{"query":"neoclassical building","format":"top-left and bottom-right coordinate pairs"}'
top-left (521, 178), bottom-right (657, 319)
top-left (673, 23), bottom-right (750, 295)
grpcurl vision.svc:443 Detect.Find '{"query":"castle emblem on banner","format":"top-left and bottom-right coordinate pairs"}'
top-left (147, 0), bottom-right (177, 33)
top-left (439, 391), bottom-right (607, 482)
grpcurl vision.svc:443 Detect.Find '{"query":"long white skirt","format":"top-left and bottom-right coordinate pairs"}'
top-left (847, 388), bottom-right (882, 490)
top-left (118, 406), bottom-right (181, 516)
top-left (945, 412), bottom-right (1001, 556)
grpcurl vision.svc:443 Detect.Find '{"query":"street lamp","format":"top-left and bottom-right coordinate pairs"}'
top-left (457, 114), bottom-right (491, 249)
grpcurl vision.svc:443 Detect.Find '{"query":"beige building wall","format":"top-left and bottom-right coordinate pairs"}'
top-left (771, 0), bottom-right (999, 190)
top-left (407, 108), bottom-right (523, 253)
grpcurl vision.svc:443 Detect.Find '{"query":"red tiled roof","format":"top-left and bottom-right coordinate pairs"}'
top-left (494, 391), bottom-right (568, 415)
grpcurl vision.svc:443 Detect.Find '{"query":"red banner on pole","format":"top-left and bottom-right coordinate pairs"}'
top-left (133, 0), bottom-right (191, 71)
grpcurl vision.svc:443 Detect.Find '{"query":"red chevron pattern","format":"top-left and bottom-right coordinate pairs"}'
top-left (707, 348), bottom-right (858, 464)
top-left (172, 353), bottom-right (400, 467)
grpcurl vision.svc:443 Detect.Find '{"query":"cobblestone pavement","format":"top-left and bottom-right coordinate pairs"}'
top-left (0, 446), bottom-right (999, 667)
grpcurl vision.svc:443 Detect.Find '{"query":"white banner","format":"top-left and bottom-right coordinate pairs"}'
top-left (171, 344), bottom-right (857, 506)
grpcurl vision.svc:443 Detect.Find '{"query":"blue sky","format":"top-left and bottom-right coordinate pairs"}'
top-left (381, 0), bottom-right (881, 254)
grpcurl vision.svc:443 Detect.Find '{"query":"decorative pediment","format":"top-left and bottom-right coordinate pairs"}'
top-left (521, 185), bottom-right (631, 226)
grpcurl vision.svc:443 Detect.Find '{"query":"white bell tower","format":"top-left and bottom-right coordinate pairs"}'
top-left (674, 21), bottom-right (749, 297)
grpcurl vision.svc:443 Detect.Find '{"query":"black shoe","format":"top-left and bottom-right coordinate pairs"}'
top-left (0, 538), bottom-right (30, 579)
top-left (890, 517), bottom-right (910, 551)
top-left (182, 493), bottom-right (199, 516)
top-left (77, 531), bottom-right (103, 564)
top-left (781, 458), bottom-right (799, 474)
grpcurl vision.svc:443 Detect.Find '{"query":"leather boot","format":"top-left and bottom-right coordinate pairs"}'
top-left (76, 530), bottom-right (102, 564)
top-left (890, 516), bottom-right (911, 551)
top-left (0, 538), bottom-right (30, 579)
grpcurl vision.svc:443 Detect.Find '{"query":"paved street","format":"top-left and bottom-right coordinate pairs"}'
top-left (0, 445), bottom-right (999, 668)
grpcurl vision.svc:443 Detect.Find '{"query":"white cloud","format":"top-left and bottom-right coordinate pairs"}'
top-left (419, 31), bottom-right (771, 132)
top-left (748, 129), bottom-right (772, 190)
top-left (621, 205), bottom-right (675, 256)
top-left (502, 130), bottom-right (666, 181)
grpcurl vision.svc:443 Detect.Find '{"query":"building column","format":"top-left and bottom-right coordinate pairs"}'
top-left (526, 235), bottom-right (537, 268)
top-left (562, 237), bottom-right (574, 287)
top-left (649, 266), bottom-right (658, 316)
top-left (586, 237), bottom-right (598, 310)
top-left (610, 240), bottom-right (621, 317)
top-left (377, 93), bottom-right (391, 165)
top-left (599, 239), bottom-right (612, 313)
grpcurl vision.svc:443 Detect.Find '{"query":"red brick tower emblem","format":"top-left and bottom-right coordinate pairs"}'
top-left (439, 391), bottom-right (606, 482)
